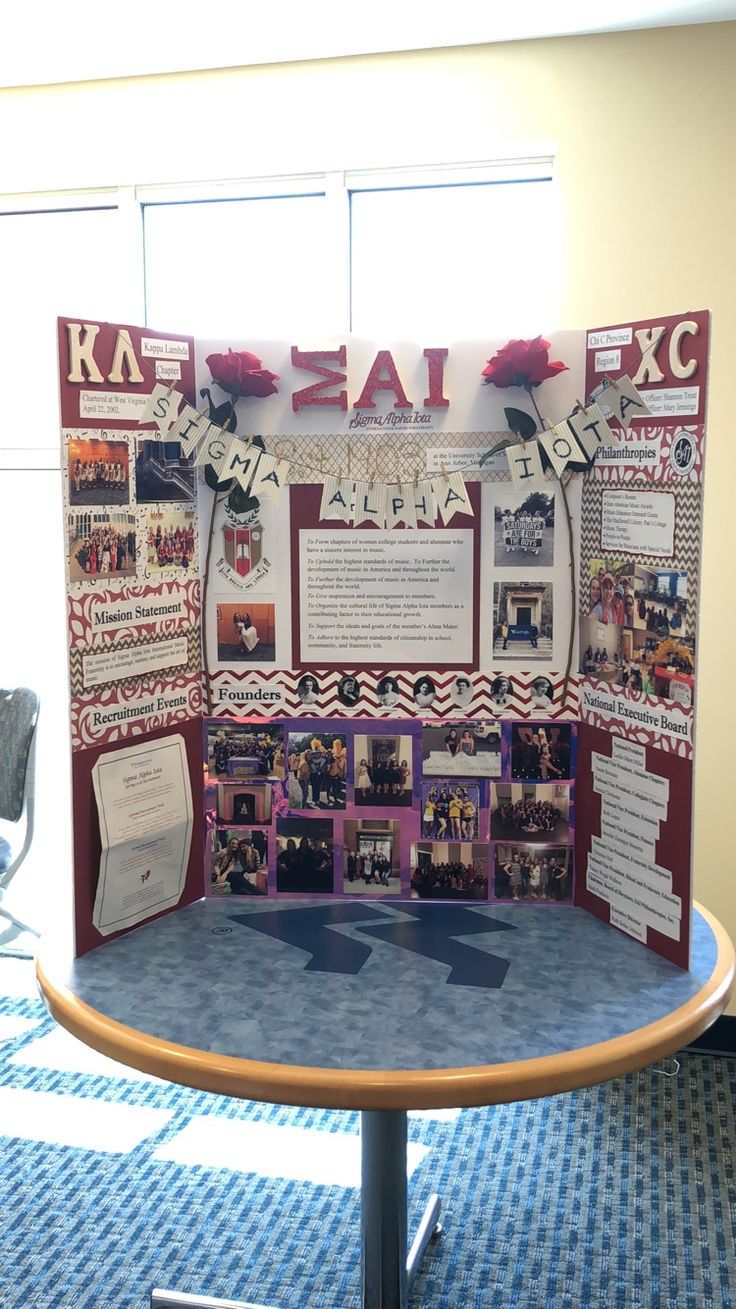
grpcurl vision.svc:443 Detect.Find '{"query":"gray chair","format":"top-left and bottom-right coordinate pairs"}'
top-left (0, 687), bottom-right (40, 955)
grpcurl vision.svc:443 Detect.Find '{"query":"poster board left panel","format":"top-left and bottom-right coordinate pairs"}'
top-left (58, 318), bottom-right (205, 954)
top-left (59, 317), bottom-right (203, 750)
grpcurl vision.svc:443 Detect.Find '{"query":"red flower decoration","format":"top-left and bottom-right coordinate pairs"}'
top-left (206, 348), bottom-right (279, 399)
top-left (481, 336), bottom-right (568, 389)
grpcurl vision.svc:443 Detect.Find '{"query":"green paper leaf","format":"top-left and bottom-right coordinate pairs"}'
top-left (204, 465), bottom-right (233, 492)
top-left (227, 483), bottom-right (260, 515)
top-left (504, 407), bottom-right (538, 440)
top-left (479, 437), bottom-right (515, 464)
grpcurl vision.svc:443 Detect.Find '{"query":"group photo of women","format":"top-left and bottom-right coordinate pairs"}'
top-left (345, 848), bottom-right (393, 887)
top-left (410, 843), bottom-right (489, 900)
top-left (510, 724), bottom-right (572, 781)
top-left (421, 783), bottom-right (480, 840)
top-left (494, 845), bottom-right (572, 902)
top-left (587, 566), bottom-right (636, 627)
top-left (206, 723), bottom-right (284, 780)
top-left (493, 489), bottom-right (555, 567)
top-left (581, 561), bottom-right (695, 699)
top-left (422, 721), bottom-right (502, 778)
top-left (288, 733), bottom-right (347, 810)
top-left (210, 831), bottom-right (267, 896)
top-left (342, 821), bottom-right (400, 894)
top-left (145, 515), bottom-right (195, 571)
top-left (586, 562), bottom-right (689, 645)
top-left (491, 783), bottom-right (570, 841)
top-left (275, 818), bottom-right (334, 894)
top-left (353, 735), bottom-right (413, 806)
top-left (68, 515), bottom-right (137, 581)
top-left (68, 439), bottom-right (130, 506)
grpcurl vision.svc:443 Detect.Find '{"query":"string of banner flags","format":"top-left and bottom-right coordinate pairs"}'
top-left (137, 372), bottom-right (651, 528)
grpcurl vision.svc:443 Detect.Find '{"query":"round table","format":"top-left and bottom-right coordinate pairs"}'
top-left (37, 898), bottom-right (734, 1309)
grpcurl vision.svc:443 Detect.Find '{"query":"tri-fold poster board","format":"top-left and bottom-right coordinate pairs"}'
top-left (58, 311), bottom-right (707, 968)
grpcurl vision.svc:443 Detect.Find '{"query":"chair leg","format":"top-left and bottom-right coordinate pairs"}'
top-left (0, 904), bottom-right (39, 938)
top-left (0, 905), bottom-right (39, 957)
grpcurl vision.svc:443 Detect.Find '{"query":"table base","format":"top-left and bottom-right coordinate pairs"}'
top-left (151, 1296), bottom-right (272, 1309)
top-left (151, 1109), bottom-right (442, 1309)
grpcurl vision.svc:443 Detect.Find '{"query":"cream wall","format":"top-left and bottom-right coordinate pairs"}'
top-left (2, 22), bottom-right (734, 1000)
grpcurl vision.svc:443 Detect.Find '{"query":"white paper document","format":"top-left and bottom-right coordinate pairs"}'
top-left (92, 734), bottom-right (193, 936)
top-left (588, 737), bottom-right (681, 942)
top-left (299, 529), bottom-right (474, 664)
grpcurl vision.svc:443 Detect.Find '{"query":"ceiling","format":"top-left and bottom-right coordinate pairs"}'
top-left (4, 0), bottom-right (735, 89)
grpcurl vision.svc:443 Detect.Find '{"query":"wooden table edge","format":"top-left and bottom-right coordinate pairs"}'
top-left (35, 901), bottom-right (735, 1111)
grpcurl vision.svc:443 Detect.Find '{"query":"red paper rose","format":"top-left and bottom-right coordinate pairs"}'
top-left (481, 336), bottom-right (568, 389)
top-left (206, 348), bottom-right (279, 398)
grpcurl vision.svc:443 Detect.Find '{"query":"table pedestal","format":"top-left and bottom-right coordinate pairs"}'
top-left (151, 1109), bottom-right (442, 1309)
top-left (362, 1110), bottom-right (442, 1307)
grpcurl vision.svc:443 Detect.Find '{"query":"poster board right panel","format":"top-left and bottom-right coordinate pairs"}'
top-left (574, 310), bottom-right (708, 967)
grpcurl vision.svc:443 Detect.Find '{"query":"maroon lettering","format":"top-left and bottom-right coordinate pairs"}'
top-left (423, 348), bottom-right (449, 408)
top-left (291, 346), bottom-right (347, 412)
top-left (353, 350), bottom-right (412, 410)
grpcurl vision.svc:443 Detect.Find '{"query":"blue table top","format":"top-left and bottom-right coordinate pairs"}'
top-left (57, 899), bottom-right (720, 1074)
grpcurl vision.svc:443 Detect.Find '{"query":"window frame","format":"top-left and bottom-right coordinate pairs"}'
top-left (0, 153), bottom-right (557, 462)
top-left (135, 155), bottom-right (555, 331)
top-left (0, 187), bottom-right (144, 467)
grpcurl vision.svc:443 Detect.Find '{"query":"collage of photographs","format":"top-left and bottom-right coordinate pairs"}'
top-left (65, 419), bottom-right (578, 734)
top-left (491, 488), bottom-right (556, 663)
top-left (579, 556), bottom-right (694, 708)
top-left (56, 314), bottom-right (707, 976)
top-left (66, 432), bottom-right (199, 587)
top-left (203, 716), bottom-right (575, 905)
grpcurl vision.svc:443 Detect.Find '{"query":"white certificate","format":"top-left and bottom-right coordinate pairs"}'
top-left (92, 734), bottom-right (193, 937)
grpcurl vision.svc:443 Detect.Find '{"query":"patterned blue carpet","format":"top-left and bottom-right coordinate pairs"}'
top-left (0, 963), bottom-right (735, 1308)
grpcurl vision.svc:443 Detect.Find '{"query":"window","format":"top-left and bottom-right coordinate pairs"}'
top-left (0, 198), bottom-right (144, 463)
top-left (143, 183), bottom-right (346, 337)
top-left (349, 170), bottom-right (558, 337)
top-left (139, 158), bottom-right (556, 338)
top-left (0, 156), bottom-right (557, 928)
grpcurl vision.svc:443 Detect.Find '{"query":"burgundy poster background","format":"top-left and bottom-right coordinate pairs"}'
top-left (289, 482), bottom-right (481, 671)
top-left (58, 317), bottom-right (196, 430)
top-left (574, 720), bottom-right (692, 968)
top-left (584, 309), bottom-right (709, 425)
